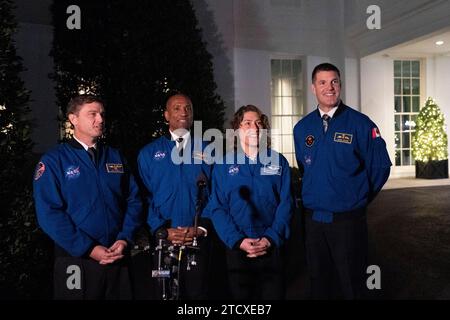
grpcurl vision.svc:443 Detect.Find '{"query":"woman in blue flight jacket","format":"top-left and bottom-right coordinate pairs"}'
top-left (206, 105), bottom-right (294, 300)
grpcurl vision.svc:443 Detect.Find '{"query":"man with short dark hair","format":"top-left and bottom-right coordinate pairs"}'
top-left (33, 94), bottom-right (142, 299)
top-left (294, 63), bottom-right (391, 299)
top-left (138, 93), bottom-right (217, 299)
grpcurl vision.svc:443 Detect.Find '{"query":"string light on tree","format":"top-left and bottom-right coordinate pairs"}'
top-left (412, 97), bottom-right (448, 162)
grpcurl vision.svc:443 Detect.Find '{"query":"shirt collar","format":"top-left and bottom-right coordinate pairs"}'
top-left (169, 130), bottom-right (190, 148)
top-left (318, 104), bottom-right (339, 119)
top-left (73, 135), bottom-right (97, 151)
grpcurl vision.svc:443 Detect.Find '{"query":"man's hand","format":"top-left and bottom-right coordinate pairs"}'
top-left (167, 227), bottom-right (205, 245)
top-left (239, 237), bottom-right (271, 258)
top-left (89, 240), bottom-right (127, 265)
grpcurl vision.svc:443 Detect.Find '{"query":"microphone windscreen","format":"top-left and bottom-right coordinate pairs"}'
top-left (239, 186), bottom-right (251, 201)
top-left (196, 172), bottom-right (207, 188)
top-left (155, 228), bottom-right (168, 240)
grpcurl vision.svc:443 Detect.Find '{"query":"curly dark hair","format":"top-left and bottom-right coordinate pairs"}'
top-left (231, 105), bottom-right (271, 149)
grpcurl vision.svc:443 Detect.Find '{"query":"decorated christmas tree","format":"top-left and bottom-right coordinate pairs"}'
top-left (0, 0), bottom-right (52, 298)
top-left (412, 97), bottom-right (448, 178)
top-left (51, 0), bottom-right (226, 167)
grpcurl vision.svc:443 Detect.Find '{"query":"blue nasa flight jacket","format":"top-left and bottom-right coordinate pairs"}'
top-left (293, 102), bottom-right (392, 223)
top-left (33, 139), bottom-right (142, 257)
top-left (206, 150), bottom-right (293, 249)
top-left (137, 134), bottom-right (213, 232)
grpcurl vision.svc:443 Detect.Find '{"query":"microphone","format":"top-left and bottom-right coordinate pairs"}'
top-left (155, 228), bottom-right (168, 240)
top-left (193, 173), bottom-right (207, 246)
top-left (197, 173), bottom-right (207, 187)
top-left (187, 173), bottom-right (208, 271)
top-left (239, 186), bottom-right (251, 201)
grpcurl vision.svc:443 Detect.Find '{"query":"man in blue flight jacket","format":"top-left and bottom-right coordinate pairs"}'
top-left (33, 95), bottom-right (142, 299)
top-left (293, 63), bottom-right (392, 299)
top-left (138, 93), bottom-right (217, 299)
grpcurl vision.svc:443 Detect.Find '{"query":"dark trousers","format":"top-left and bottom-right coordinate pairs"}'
top-left (226, 248), bottom-right (284, 300)
top-left (304, 208), bottom-right (368, 299)
top-left (53, 250), bottom-right (132, 300)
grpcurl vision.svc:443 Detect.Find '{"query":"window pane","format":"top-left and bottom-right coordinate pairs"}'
top-left (281, 78), bottom-right (292, 96)
top-left (271, 60), bottom-right (281, 78)
top-left (403, 96), bottom-right (411, 112)
top-left (394, 96), bottom-right (401, 112)
top-left (272, 134), bottom-right (281, 151)
top-left (281, 60), bottom-right (291, 77)
top-left (293, 60), bottom-right (301, 75)
top-left (281, 116), bottom-right (292, 135)
top-left (271, 58), bottom-right (302, 167)
top-left (411, 79), bottom-right (420, 95)
top-left (402, 79), bottom-right (410, 95)
top-left (402, 132), bottom-right (410, 148)
top-left (281, 97), bottom-right (293, 114)
top-left (406, 115), bottom-right (415, 131)
top-left (401, 115), bottom-right (409, 131)
top-left (394, 79), bottom-right (401, 95)
top-left (282, 135), bottom-right (294, 153)
top-left (411, 114), bottom-right (418, 129)
top-left (293, 96), bottom-right (303, 115)
top-left (411, 61), bottom-right (420, 77)
top-left (412, 96), bottom-right (420, 112)
top-left (394, 61), bottom-right (402, 77)
top-left (271, 116), bottom-right (281, 130)
top-left (395, 151), bottom-right (401, 166)
top-left (272, 78), bottom-right (282, 97)
top-left (272, 97), bottom-right (282, 115)
top-left (292, 61), bottom-right (302, 93)
top-left (395, 115), bottom-right (400, 131)
top-left (394, 133), bottom-right (400, 149)
top-left (402, 61), bottom-right (411, 77)
top-left (402, 150), bottom-right (411, 166)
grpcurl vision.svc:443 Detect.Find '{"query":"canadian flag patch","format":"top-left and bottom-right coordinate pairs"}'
top-left (372, 127), bottom-right (381, 139)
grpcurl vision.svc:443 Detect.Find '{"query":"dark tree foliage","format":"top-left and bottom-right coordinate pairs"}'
top-left (0, 0), bottom-right (52, 298)
top-left (51, 0), bottom-right (226, 165)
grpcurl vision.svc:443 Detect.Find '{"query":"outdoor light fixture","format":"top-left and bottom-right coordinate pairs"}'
top-left (435, 40), bottom-right (444, 46)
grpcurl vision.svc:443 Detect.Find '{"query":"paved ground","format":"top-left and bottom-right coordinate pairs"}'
top-left (384, 177), bottom-right (450, 190)
top-left (9, 182), bottom-right (448, 300)
top-left (285, 185), bottom-right (450, 299)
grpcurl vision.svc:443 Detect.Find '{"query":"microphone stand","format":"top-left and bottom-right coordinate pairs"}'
top-left (190, 178), bottom-right (206, 268)
top-left (157, 237), bottom-right (167, 300)
top-left (152, 229), bottom-right (169, 300)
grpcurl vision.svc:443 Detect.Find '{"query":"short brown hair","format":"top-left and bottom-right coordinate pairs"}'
top-left (311, 63), bottom-right (341, 83)
top-left (66, 94), bottom-right (104, 117)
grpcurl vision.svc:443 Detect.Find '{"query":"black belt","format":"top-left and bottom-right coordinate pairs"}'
top-left (304, 206), bottom-right (366, 222)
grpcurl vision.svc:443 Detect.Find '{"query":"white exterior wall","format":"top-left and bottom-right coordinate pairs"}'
top-left (361, 55), bottom-right (396, 176)
top-left (430, 56), bottom-right (450, 166)
top-left (233, 48), bottom-right (272, 117)
top-left (344, 58), bottom-right (360, 109)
